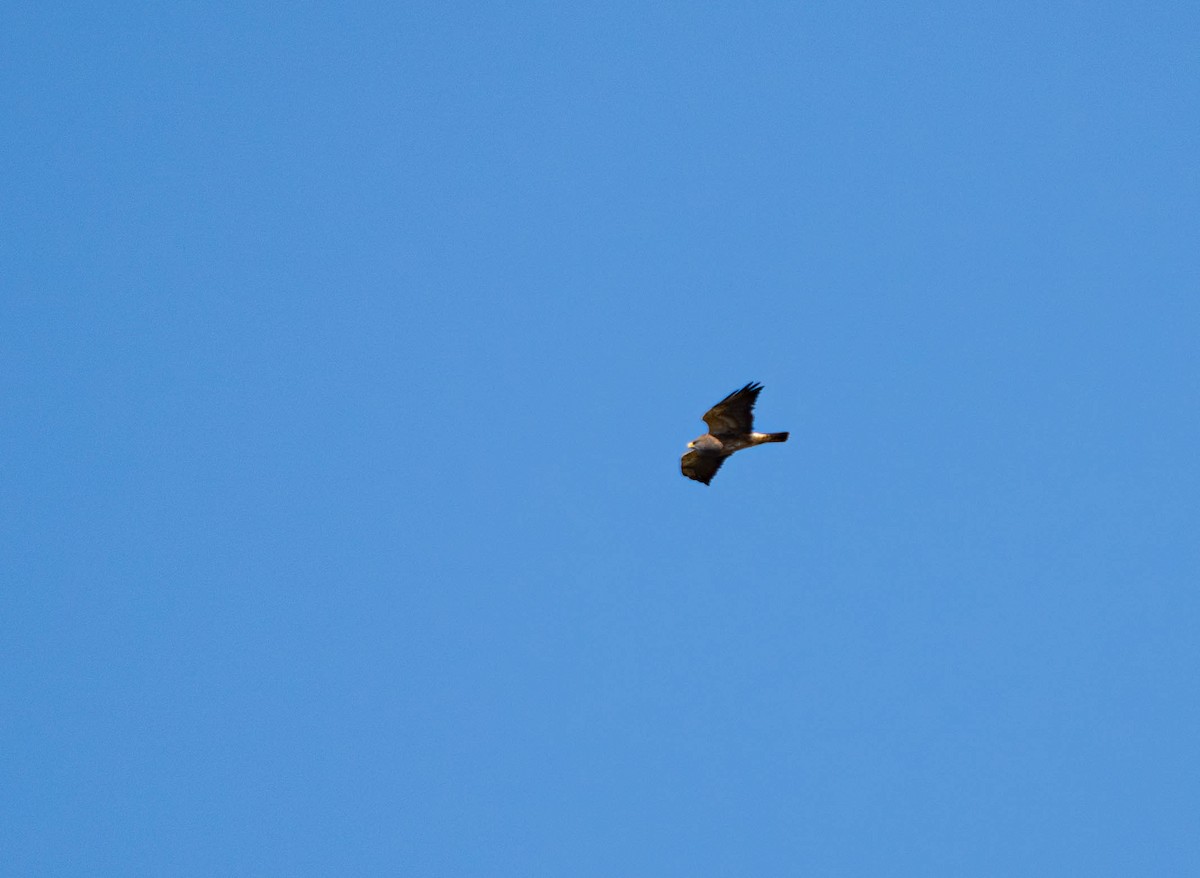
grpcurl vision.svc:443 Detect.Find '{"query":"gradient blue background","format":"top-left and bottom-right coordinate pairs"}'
top-left (4, 3), bottom-right (1198, 875)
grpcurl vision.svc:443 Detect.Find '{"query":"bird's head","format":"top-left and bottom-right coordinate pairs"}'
top-left (686, 440), bottom-right (695, 450)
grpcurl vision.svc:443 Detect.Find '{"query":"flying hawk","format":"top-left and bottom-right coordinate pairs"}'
top-left (680, 382), bottom-right (789, 485)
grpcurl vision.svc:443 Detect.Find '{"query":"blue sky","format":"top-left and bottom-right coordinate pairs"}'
top-left (3, 2), bottom-right (1198, 875)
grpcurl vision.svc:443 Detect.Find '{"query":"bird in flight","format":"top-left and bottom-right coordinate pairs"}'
top-left (680, 382), bottom-right (789, 485)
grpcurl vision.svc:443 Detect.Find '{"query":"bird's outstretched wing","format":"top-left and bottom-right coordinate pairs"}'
top-left (681, 450), bottom-right (726, 485)
top-left (702, 382), bottom-right (762, 435)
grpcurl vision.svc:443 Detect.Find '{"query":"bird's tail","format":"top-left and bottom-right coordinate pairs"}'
top-left (758, 432), bottom-right (789, 443)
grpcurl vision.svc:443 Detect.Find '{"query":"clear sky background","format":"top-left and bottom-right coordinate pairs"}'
top-left (3, 3), bottom-right (1198, 875)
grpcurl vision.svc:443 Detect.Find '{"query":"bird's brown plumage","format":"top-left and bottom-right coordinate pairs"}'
top-left (702, 382), bottom-right (763, 435)
top-left (681, 382), bottom-right (788, 485)
top-left (680, 449), bottom-right (727, 485)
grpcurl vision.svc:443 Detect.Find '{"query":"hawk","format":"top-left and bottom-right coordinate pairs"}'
top-left (681, 382), bottom-right (789, 485)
